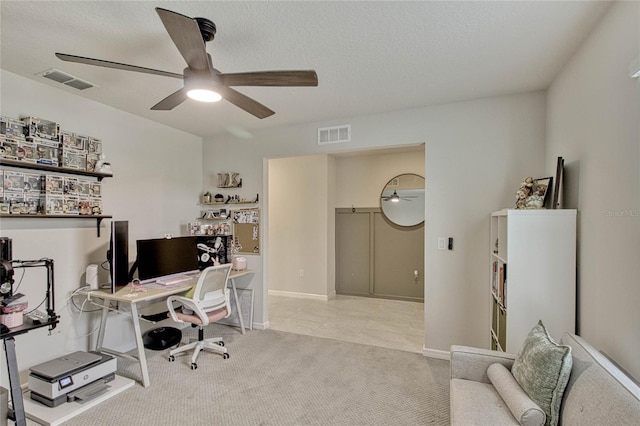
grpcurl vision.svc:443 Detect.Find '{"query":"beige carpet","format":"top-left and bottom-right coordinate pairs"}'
top-left (58, 324), bottom-right (450, 425)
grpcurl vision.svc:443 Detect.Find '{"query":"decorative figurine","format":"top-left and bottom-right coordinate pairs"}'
top-left (515, 176), bottom-right (546, 209)
top-left (95, 154), bottom-right (112, 174)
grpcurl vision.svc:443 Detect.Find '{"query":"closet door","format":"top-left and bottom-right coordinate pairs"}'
top-left (373, 212), bottom-right (424, 301)
top-left (336, 208), bottom-right (424, 301)
top-left (335, 209), bottom-right (372, 296)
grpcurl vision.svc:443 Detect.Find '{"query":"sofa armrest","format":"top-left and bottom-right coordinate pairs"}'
top-left (450, 345), bottom-right (517, 383)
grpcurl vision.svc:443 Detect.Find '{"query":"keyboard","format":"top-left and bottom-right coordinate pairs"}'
top-left (155, 275), bottom-right (193, 286)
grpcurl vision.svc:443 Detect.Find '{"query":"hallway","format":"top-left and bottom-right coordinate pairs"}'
top-left (268, 294), bottom-right (424, 353)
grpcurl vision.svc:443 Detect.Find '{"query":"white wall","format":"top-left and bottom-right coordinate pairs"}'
top-left (0, 71), bottom-right (202, 385)
top-left (334, 148), bottom-right (425, 208)
top-left (204, 91), bottom-right (546, 353)
top-left (546, 1), bottom-right (640, 380)
top-left (268, 154), bottom-right (331, 297)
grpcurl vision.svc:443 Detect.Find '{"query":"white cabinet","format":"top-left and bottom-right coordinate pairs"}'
top-left (490, 209), bottom-right (576, 352)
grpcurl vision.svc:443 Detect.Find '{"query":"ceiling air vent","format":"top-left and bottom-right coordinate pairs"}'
top-left (388, 177), bottom-right (400, 187)
top-left (39, 68), bottom-right (96, 91)
top-left (64, 79), bottom-right (93, 90)
top-left (318, 124), bottom-right (351, 145)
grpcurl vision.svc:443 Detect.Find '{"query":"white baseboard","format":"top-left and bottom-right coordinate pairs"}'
top-left (253, 321), bottom-right (269, 330)
top-left (268, 289), bottom-right (331, 301)
top-left (423, 346), bottom-right (450, 360)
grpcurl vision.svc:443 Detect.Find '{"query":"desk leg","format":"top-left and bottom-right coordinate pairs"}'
top-left (4, 337), bottom-right (26, 426)
top-left (229, 277), bottom-right (246, 334)
top-left (129, 302), bottom-right (150, 388)
top-left (94, 301), bottom-right (109, 351)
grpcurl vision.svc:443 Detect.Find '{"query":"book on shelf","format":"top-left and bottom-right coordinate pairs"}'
top-left (503, 263), bottom-right (507, 308)
top-left (491, 261), bottom-right (507, 308)
top-left (492, 261), bottom-right (498, 296)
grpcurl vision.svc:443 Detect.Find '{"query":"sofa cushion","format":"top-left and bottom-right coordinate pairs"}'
top-left (488, 363), bottom-right (545, 426)
top-left (511, 320), bottom-right (572, 426)
top-left (450, 378), bottom-right (519, 425)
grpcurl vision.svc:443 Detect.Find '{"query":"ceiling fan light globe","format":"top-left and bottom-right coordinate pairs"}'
top-left (187, 88), bottom-right (222, 103)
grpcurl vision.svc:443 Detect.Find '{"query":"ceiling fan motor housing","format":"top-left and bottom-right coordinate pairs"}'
top-left (195, 17), bottom-right (216, 42)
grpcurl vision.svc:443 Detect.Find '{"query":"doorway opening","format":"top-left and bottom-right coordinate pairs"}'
top-left (266, 144), bottom-right (425, 350)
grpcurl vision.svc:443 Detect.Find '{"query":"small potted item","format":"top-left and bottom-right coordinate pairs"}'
top-left (203, 192), bottom-right (212, 204)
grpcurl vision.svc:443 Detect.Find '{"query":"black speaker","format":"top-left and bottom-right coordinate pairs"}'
top-left (0, 237), bottom-right (11, 262)
top-left (0, 238), bottom-right (11, 290)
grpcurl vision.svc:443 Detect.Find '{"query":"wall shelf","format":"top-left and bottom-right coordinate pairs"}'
top-left (200, 202), bottom-right (257, 206)
top-left (0, 214), bottom-right (113, 237)
top-left (1, 158), bottom-right (113, 236)
top-left (0, 158), bottom-right (113, 181)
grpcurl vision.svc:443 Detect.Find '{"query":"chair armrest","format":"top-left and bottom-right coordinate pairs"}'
top-left (166, 295), bottom-right (199, 323)
top-left (450, 345), bottom-right (517, 383)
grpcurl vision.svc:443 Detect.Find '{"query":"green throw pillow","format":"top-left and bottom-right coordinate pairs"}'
top-left (511, 320), bottom-right (572, 426)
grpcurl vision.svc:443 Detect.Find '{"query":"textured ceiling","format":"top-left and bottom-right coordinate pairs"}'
top-left (1, 1), bottom-right (611, 138)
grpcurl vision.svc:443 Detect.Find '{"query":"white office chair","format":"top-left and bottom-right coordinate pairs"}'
top-left (166, 264), bottom-right (232, 370)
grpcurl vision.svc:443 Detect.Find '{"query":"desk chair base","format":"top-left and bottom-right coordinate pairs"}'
top-left (168, 328), bottom-right (229, 370)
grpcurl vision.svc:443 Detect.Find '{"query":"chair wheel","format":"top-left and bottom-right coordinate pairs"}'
top-left (191, 363), bottom-right (198, 370)
top-left (168, 355), bottom-right (175, 362)
top-left (223, 353), bottom-right (230, 359)
top-left (218, 341), bottom-right (224, 347)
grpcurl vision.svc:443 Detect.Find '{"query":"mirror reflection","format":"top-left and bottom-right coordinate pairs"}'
top-left (380, 174), bottom-right (425, 227)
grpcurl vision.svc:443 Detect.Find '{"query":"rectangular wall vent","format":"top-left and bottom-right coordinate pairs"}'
top-left (388, 177), bottom-right (400, 187)
top-left (318, 124), bottom-right (351, 145)
top-left (39, 68), bottom-right (96, 91)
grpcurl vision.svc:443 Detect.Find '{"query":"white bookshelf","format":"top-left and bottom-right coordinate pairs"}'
top-left (490, 209), bottom-right (576, 352)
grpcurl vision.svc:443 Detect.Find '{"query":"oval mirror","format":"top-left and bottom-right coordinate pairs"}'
top-left (380, 174), bottom-right (425, 227)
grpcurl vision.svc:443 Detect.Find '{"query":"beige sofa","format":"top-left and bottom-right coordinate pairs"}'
top-left (450, 333), bottom-right (640, 425)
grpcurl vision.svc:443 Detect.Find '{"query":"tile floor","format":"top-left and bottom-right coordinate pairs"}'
top-left (268, 294), bottom-right (424, 353)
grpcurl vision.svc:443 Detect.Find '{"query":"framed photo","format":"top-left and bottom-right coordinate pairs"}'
top-left (552, 157), bottom-right (564, 209)
top-left (534, 177), bottom-right (553, 206)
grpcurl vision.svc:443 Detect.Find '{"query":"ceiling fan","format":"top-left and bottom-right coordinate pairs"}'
top-left (55, 7), bottom-right (318, 119)
top-left (381, 190), bottom-right (417, 203)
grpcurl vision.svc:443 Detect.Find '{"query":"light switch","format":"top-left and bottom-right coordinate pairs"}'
top-left (438, 237), bottom-right (446, 250)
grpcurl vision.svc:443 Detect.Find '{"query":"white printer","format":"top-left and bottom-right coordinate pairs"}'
top-left (28, 351), bottom-right (117, 407)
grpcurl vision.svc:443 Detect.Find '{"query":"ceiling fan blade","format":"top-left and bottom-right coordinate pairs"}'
top-left (151, 88), bottom-right (188, 110)
top-left (155, 8), bottom-right (210, 71)
top-left (218, 70), bottom-right (318, 87)
top-left (56, 53), bottom-right (183, 79)
top-left (220, 87), bottom-right (275, 119)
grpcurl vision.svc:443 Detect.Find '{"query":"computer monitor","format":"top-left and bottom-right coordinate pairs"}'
top-left (108, 221), bottom-right (129, 293)
top-left (135, 236), bottom-right (199, 282)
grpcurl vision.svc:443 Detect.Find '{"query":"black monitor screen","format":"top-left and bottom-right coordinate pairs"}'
top-left (136, 236), bottom-right (199, 281)
top-left (109, 221), bottom-right (129, 292)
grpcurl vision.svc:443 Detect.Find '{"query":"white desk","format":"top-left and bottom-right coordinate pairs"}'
top-left (88, 269), bottom-right (254, 388)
